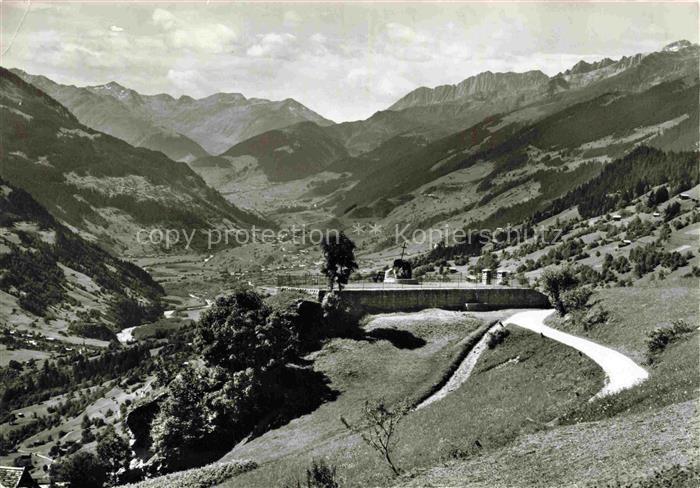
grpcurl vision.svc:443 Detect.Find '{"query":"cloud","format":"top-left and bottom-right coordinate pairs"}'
top-left (344, 66), bottom-right (414, 100)
top-left (151, 8), bottom-right (237, 53)
top-left (152, 8), bottom-right (177, 30)
top-left (170, 24), bottom-right (237, 53)
top-left (4, 2), bottom-right (696, 122)
top-left (381, 23), bottom-right (433, 62)
top-left (246, 33), bottom-right (297, 59)
top-left (283, 11), bottom-right (302, 28)
top-left (385, 23), bottom-right (426, 43)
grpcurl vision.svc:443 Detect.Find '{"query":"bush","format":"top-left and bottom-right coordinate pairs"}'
top-left (574, 306), bottom-right (610, 332)
top-left (646, 320), bottom-right (695, 358)
top-left (561, 286), bottom-right (593, 312)
top-left (283, 459), bottom-right (340, 488)
top-left (321, 291), bottom-right (357, 336)
top-left (486, 327), bottom-right (510, 349)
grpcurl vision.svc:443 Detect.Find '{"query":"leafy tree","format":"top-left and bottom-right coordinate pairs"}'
top-left (474, 252), bottom-right (499, 274)
top-left (195, 291), bottom-right (297, 372)
top-left (320, 231), bottom-right (358, 291)
top-left (81, 427), bottom-right (96, 444)
top-left (561, 286), bottom-right (593, 313)
top-left (150, 290), bottom-right (308, 471)
top-left (150, 366), bottom-right (212, 471)
top-left (540, 266), bottom-right (579, 315)
top-left (50, 451), bottom-right (108, 488)
top-left (341, 399), bottom-right (409, 476)
top-left (96, 424), bottom-right (130, 485)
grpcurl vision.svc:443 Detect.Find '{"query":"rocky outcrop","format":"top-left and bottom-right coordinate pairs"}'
top-left (389, 70), bottom-right (550, 111)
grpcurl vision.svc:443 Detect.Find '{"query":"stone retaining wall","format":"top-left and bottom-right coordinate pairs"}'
top-left (313, 287), bottom-right (550, 314)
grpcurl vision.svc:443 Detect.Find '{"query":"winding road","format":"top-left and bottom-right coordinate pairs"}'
top-left (418, 309), bottom-right (649, 408)
top-left (507, 309), bottom-right (649, 399)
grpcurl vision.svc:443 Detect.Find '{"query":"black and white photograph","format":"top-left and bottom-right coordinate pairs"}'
top-left (0, 1), bottom-right (698, 487)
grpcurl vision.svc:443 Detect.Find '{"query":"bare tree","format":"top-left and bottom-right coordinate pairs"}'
top-left (340, 399), bottom-right (409, 476)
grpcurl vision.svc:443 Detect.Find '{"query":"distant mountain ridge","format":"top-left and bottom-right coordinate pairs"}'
top-left (10, 68), bottom-right (333, 159)
top-left (177, 40), bottom-right (700, 234)
top-left (386, 40), bottom-right (696, 112)
top-left (0, 67), bottom-right (266, 254)
top-left (388, 70), bottom-right (550, 111)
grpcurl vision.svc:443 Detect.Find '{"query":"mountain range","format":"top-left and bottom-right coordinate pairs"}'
top-left (175, 40), bottom-right (699, 234)
top-left (10, 69), bottom-right (333, 161)
top-left (2, 40), bottom-right (699, 255)
top-left (0, 68), bottom-right (265, 254)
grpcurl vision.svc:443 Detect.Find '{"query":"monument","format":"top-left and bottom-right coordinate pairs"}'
top-left (384, 242), bottom-right (419, 284)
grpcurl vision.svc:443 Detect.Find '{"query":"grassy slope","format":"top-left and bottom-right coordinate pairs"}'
top-left (557, 276), bottom-right (699, 425)
top-left (398, 400), bottom-right (698, 488)
top-left (397, 274), bottom-right (699, 487)
top-left (216, 311), bottom-right (602, 488)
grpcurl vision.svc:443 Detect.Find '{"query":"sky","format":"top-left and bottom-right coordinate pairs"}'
top-left (1, 1), bottom-right (697, 122)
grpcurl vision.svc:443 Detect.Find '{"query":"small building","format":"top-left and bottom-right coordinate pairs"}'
top-left (496, 269), bottom-right (510, 285)
top-left (618, 239), bottom-right (632, 248)
top-left (611, 214), bottom-right (623, 221)
top-left (679, 192), bottom-right (691, 200)
top-left (0, 466), bottom-right (40, 488)
top-left (481, 268), bottom-right (492, 285)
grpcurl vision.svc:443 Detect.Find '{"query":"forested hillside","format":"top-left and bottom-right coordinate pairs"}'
top-left (0, 178), bottom-right (163, 326)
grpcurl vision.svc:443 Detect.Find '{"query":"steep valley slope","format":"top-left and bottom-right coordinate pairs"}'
top-left (0, 68), bottom-right (266, 255)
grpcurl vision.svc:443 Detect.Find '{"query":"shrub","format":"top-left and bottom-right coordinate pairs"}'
top-left (283, 459), bottom-right (340, 488)
top-left (487, 327), bottom-right (510, 349)
top-left (646, 320), bottom-right (695, 358)
top-left (576, 306), bottom-right (610, 332)
top-left (453, 257), bottom-right (467, 266)
top-left (321, 291), bottom-right (357, 336)
top-left (561, 286), bottom-right (593, 312)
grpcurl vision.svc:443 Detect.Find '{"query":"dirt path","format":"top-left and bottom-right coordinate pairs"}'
top-left (415, 321), bottom-right (503, 410)
top-left (507, 309), bottom-right (649, 399)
